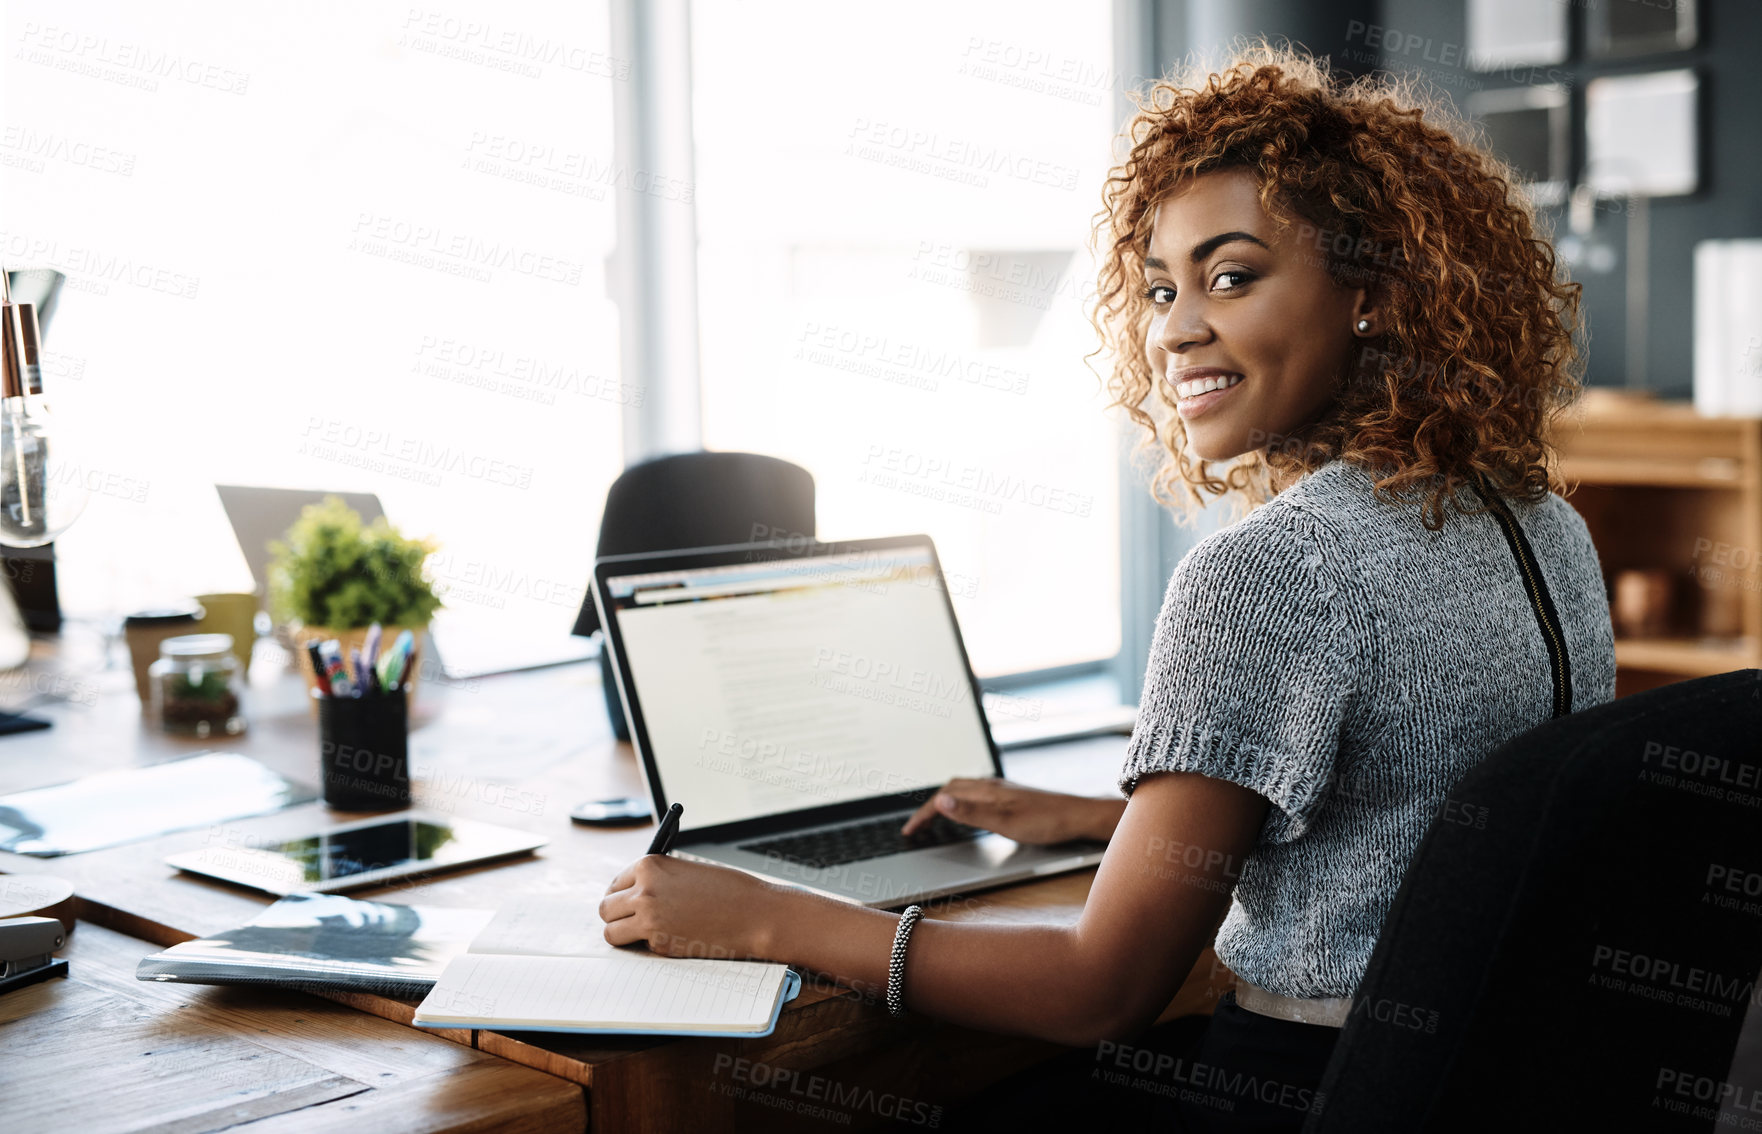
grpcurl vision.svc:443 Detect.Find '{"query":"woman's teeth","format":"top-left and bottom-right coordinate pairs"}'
top-left (1176, 373), bottom-right (1243, 400)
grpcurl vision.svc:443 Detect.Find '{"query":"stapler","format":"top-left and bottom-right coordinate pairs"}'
top-left (0, 915), bottom-right (68, 994)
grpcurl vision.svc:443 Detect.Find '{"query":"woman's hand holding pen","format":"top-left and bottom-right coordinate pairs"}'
top-left (900, 777), bottom-right (1126, 845)
top-left (601, 803), bottom-right (796, 960)
top-left (599, 855), bottom-right (791, 960)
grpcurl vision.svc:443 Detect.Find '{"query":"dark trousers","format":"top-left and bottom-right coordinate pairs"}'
top-left (943, 992), bottom-right (1340, 1133)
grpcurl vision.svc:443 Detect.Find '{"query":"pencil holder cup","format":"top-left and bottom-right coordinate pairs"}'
top-left (317, 689), bottom-right (411, 811)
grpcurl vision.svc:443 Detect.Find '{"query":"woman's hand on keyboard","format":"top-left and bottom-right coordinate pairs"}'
top-left (899, 778), bottom-right (1124, 845)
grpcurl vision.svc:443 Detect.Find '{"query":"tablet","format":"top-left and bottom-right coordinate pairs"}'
top-left (165, 813), bottom-right (548, 896)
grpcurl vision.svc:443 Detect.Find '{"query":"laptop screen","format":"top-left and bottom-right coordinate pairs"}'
top-left (601, 543), bottom-right (996, 831)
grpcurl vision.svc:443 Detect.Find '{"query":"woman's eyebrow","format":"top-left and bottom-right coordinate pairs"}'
top-left (1143, 231), bottom-right (1270, 271)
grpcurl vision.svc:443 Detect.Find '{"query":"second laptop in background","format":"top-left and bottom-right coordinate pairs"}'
top-left (215, 484), bottom-right (595, 679)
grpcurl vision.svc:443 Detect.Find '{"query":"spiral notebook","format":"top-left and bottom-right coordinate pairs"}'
top-left (411, 895), bottom-right (800, 1037)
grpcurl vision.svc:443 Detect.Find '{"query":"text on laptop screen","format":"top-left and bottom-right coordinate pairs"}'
top-left (605, 547), bottom-right (995, 830)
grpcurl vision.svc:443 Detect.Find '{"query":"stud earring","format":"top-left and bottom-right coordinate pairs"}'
top-left (1356, 319), bottom-right (1372, 333)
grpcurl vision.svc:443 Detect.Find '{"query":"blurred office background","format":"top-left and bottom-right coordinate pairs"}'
top-left (2, 0), bottom-right (1756, 702)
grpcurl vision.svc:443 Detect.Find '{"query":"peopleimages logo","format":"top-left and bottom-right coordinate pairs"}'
top-left (811, 648), bottom-right (968, 701)
top-left (399, 8), bottom-right (632, 81)
top-left (845, 117), bottom-right (1080, 192)
top-left (1094, 1040), bottom-right (1322, 1115)
top-left (795, 322), bottom-right (1033, 395)
top-left (0, 232), bottom-right (199, 300)
top-left (15, 22), bottom-right (251, 94)
top-left (349, 213), bottom-right (585, 286)
top-left (693, 726), bottom-right (917, 800)
top-left (0, 126), bottom-right (137, 175)
top-left (1655, 1067), bottom-right (1762, 1118)
top-left (858, 446), bottom-right (1094, 518)
top-left (1589, 943), bottom-right (1760, 1019)
top-left (958, 36), bottom-right (1117, 106)
top-left (1639, 740), bottom-right (1760, 800)
top-left (710, 1054), bottom-right (944, 1127)
top-left (299, 417), bottom-right (535, 490)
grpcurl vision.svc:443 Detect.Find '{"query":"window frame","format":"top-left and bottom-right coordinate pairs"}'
top-left (617, 0), bottom-right (1191, 695)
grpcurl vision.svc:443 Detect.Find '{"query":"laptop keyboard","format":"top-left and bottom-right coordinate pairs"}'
top-left (739, 812), bottom-right (983, 870)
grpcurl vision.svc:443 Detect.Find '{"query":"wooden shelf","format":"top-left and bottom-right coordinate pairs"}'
top-left (1550, 396), bottom-right (1762, 694)
top-left (1613, 637), bottom-right (1760, 677)
top-left (1556, 396), bottom-right (1757, 490)
top-left (1562, 457), bottom-right (1745, 489)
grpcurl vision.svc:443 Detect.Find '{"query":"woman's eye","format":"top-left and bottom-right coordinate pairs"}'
top-left (1213, 269), bottom-right (1253, 291)
top-left (1142, 284), bottom-right (1176, 306)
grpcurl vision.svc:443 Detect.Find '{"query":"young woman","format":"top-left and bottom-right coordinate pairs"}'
top-left (599, 45), bottom-right (1618, 1131)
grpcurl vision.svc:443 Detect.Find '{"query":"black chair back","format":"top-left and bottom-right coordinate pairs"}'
top-left (572, 451), bottom-right (815, 737)
top-left (1308, 669), bottom-right (1762, 1131)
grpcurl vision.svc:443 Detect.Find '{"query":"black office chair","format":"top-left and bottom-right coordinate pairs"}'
top-left (572, 451), bottom-right (816, 740)
top-left (1306, 669), bottom-right (1762, 1132)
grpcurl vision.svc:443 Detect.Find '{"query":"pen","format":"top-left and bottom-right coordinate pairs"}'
top-left (383, 640), bottom-right (407, 690)
top-left (363, 622), bottom-right (383, 677)
top-left (350, 646), bottom-right (370, 697)
top-left (320, 640), bottom-right (354, 698)
top-left (381, 629), bottom-right (415, 691)
top-left (647, 802), bottom-right (683, 856)
top-left (306, 641), bottom-right (333, 697)
top-left (375, 640), bottom-right (395, 691)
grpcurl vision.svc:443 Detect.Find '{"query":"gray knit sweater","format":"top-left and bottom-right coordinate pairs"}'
top-left (1118, 458), bottom-right (1617, 998)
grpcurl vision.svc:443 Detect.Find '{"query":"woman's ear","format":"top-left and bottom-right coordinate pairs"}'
top-left (1349, 289), bottom-right (1382, 337)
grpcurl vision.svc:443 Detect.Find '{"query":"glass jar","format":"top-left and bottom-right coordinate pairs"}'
top-left (150, 633), bottom-right (246, 738)
top-left (122, 603), bottom-right (203, 707)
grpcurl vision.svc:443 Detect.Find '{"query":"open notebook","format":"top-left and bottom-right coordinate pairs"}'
top-left (411, 894), bottom-right (801, 1037)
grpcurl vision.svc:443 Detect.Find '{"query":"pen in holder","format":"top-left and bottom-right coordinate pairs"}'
top-left (316, 688), bottom-right (411, 811)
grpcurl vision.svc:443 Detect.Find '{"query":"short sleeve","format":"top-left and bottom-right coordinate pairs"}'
top-left (1119, 510), bottom-right (1357, 844)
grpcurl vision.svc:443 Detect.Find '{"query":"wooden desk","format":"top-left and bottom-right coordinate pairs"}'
top-left (0, 630), bottom-right (1230, 1131)
top-left (1, 917), bottom-right (585, 1132)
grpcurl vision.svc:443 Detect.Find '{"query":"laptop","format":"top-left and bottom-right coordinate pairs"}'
top-left (591, 534), bottom-right (1108, 909)
top-left (215, 485), bottom-right (596, 679)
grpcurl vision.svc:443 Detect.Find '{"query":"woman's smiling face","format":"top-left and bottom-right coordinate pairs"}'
top-left (1142, 167), bottom-right (1379, 462)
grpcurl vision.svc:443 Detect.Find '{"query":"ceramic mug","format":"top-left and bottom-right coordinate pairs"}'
top-left (1612, 569), bottom-right (1674, 639)
top-left (195, 592), bottom-right (259, 675)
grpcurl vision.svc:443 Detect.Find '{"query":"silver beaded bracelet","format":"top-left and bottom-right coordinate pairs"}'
top-left (886, 904), bottom-right (925, 1018)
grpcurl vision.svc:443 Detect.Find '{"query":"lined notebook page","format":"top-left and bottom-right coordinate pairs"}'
top-left (416, 952), bottom-right (789, 1032)
top-left (466, 894), bottom-right (620, 958)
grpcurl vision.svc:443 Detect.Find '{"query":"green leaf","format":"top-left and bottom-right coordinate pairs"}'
top-left (266, 496), bottom-right (442, 628)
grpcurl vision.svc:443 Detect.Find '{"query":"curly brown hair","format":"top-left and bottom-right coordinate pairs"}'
top-left (1090, 42), bottom-right (1584, 530)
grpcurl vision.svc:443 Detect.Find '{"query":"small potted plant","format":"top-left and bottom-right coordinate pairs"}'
top-left (267, 496), bottom-right (442, 701)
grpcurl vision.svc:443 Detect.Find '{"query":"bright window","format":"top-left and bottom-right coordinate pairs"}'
top-left (692, 1), bottom-right (1123, 676)
top-left (2, 0), bottom-right (624, 634)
